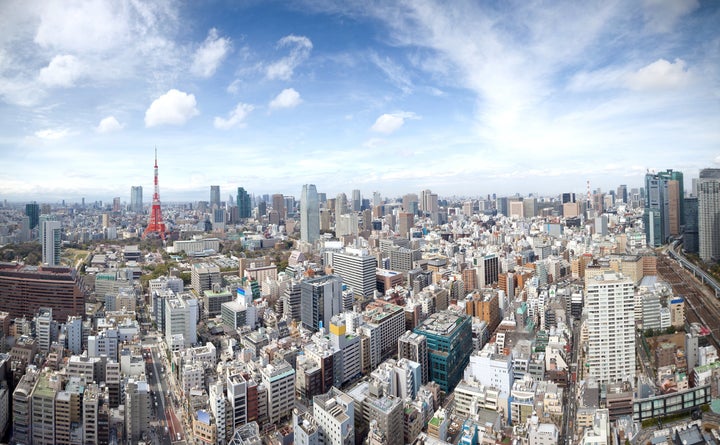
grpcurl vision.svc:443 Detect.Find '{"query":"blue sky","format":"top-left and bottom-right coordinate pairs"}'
top-left (0, 0), bottom-right (718, 203)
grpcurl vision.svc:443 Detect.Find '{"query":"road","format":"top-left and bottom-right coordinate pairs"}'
top-left (144, 337), bottom-right (172, 445)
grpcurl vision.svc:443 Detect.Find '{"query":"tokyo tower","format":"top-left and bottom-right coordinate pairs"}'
top-left (143, 148), bottom-right (166, 239)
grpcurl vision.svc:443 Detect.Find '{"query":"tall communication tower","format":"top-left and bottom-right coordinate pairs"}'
top-left (143, 148), bottom-right (166, 239)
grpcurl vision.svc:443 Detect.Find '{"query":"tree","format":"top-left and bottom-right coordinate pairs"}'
top-left (644, 328), bottom-right (654, 338)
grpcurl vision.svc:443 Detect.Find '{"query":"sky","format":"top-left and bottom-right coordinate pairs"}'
top-left (0, 0), bottom-right (719, 203)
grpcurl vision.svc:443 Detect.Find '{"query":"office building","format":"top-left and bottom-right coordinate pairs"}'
top-left (0, 263), bottom-right (84, 319)
top-left (365, 395), bottom-right (404, 445)
top-left (237, 187), bottom-right (252, 219)
top-left (585, 271), bottom-right (635, 385)
top-left (25, 203), bottom-right (40, 230)
top-left (165, 294), bottom-right (198, 351)
top-left (261, 359), bottom-right (296, 424)
top-left (12, 368), bottom-right (38, 445)
top-left (301, 275), bottom-right (343, 331)
top-left (413, 308), bottom-right (472, 393)
top-left (41, 219), bottom-right (61, 266)
top-left (398, 331), bottom-right (429, 384)
top-left (352, 189), bottom-right (361, 212)
top-left (683, 197), bottom-right (699, 254)
top-left (31, 371), bottom-right (58, 445)
top-left (191, 263), bottom-right (221, 295)
top-left (301, 184), bottom-right (320, 244)
top-left (210, 185), bottom-right (221, 209)
top-left (272, 194), bottom-right (286, 220)
top-left (335, 193), bottom-right (348, 218)
top-left (330, 248), bottom-right (377, 299)
top-left (313, 388), bottom-right (354, 445)
top-left (644, 170), bottom-right (684, 247)
top-left (398, 212), bottom-right (414, 238)
top-left (698, 169), bottom-right (720, 262)
top-left (130, 186), bottom-right (143, 213)
top-left (125, 379), bottom-right (151, 443)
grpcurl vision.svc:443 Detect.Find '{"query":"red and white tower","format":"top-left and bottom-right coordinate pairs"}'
top-left (143, 148), bottom-right (166, 239)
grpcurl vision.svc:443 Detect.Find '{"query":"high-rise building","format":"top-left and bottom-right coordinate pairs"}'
top-left (398, 212), bottom-right (414, 238)
top-left (261, 359), bottom-right (296, 424)
top-left (351, 189), bottom-right (361, 212)
top-left (130, 186), bottom-right (143, 213)
top-left (125, 379), bottom-right (152, 443)
top-left (301, 275), bottom-right (343, 332)
top-left (683, 197), bottom-right (699, 254)
top-left (210, 185), bottom-right (221, 209)
top-left (301, 184), bottom-right (320, 245)
top-left (398, 331), bottom-right (429, 384)
top-left (585, 271), bottom-right (635, 385)
top-left (272, 194), bottom-right (286, 220)
top-left (0, 264), bottom-right (84, 319)
top-left (330, 248), bottom-right (377, 299)
top-left (335, 193), bottom-right (348, 218)
top-left (617, 185), bottom-right (628, 204)
top-left (41, 219), bottom-right (61, 266)
top-left (165, 294), bottom-right (198, 351)
top-left (31, 371), bottom-right (57, 444)
top-left (413, 308), bottom-right (472, 393)
top-left (237, 187), bottom-right (252, 219)
top-left (698, 169), bottom-right (720, 262)
top-left (657, 170), bottom-right (684, 236)
top-left (25, 203), bottom-right (39, 230)
top-left (644, 172), bottom-right (669, 247)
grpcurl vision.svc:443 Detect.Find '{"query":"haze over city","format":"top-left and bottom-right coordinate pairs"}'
top-left (1, 0), bottom-right (719, 201)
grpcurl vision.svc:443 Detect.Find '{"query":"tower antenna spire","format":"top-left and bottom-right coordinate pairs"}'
top-left (143, 148), bottom-right (166, 240)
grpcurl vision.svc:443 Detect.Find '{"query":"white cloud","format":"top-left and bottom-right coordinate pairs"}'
top-left (227, 79), bottom-right (241, 94)
top-left (266, 35), bottom-right (312, 80)
top-left (269, 88), bottom-right (302, 110)
top-left (144, 89), bottom-right (199, 127)
top-left (643, 0), bottom-right (699, 33)
top-left (369, 52), bottom-right (413, 94)
top-left (370, 111), bottom-right (419, 134)
top-left (96, 116), bottom-right (124, 133)
top-left (214, 102), bottom-right (254, 129)
top-left (38, 55), bottom-right (83, 87)
top-left (626, 58), bottom-right (690, 91)
top-left (191, 28), bottom-right (231, 78)
top-left (35, 128), bottom-right (69, 140)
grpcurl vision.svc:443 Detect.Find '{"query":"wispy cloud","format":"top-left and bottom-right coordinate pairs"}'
top-left (35, 128), bottom-right (70, 140)
top-left (145, 89), bottom-right (199, 127)
top-left (38, 54), bottom-right (83, 87)
top-left (214, 102), bottom-right (254, 129)
top-left (370, 111), bottom-right (419, 134)
top-left (191, 28), bottom-right (231, 78)
top-left (266, 35), bottom-right (312, 80)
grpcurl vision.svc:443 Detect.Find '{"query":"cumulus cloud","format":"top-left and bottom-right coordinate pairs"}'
top-left (35, 128), bottom-right (69, 140)
top-left (626, 58), bottom-right (690, 91)
top-left (191, 28), bottom-right (231, 78)
top-left (38, 55), bottom-right (83, 87)
top-left (96, 116), bottom-right (124, 133)
top-left (370, 112), bottom-right (419, 134)
top-left (266, 35), bottom-right (312, 80)
top-left (269, 88), bottom-right (301, 110)
top-left (145, 89), bottom-right (199, 127)
top-left (214, 102), bottom-right (254, 129)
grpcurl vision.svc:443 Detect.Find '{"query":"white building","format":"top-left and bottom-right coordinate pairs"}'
top-left (165, 294), bottom-right (198, 351)
top-left (585, 272), bottom-right (635, 385)
top-left (313, 387), bottom-right (354, 445)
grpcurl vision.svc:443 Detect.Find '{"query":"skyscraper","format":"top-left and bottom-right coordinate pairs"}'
top-left (351, 189), bottom-right (361, 212)
top-left (24, 203), bottom-right (39, 230)
top-left (210, 185), bottom-right (221, 210)
top-left (237, 187), bottom-right (251, 219)
top-left (41, 220), bottom-right (61, 266)
top-left (585, 271), bottom-right (635, 385)
top-left (130, 186), bottom-right (143, 213)
top-left (683, 197), bottom-right (699, 254)
top-left (644, 172), bottom-right (670, 247)
top-left (272, 194), bottom-right (285, 220)
top-left (300, 184), bottom-right (320, 244)
top-left (335, 193), bottom-right (347, 218)
top-left (698, 169), bottom-right (720, 262)
top-left (330, 248), bottom-right (377, 298)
